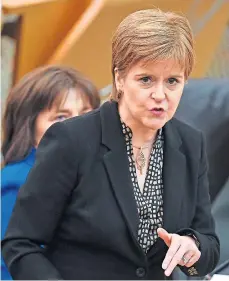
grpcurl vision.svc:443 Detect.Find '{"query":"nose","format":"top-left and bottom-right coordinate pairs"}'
top-left (151, 83), bottom-right (165, 101)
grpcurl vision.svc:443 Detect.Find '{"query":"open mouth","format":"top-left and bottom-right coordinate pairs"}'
top-left (154, 108), bottom-right (164, 111)
top-left (150, 107), bottom-right (165, 116)
top-left (151, 107), bottom-right (165, 112)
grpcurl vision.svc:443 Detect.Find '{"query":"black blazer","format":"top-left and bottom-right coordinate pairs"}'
top-left (2, 101), bottom-right (220, 280)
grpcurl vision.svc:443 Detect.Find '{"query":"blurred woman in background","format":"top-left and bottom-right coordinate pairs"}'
top-left (1, 65), bottom-right (100, 280)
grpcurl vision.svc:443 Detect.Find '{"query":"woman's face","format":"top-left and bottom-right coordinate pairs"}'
top-left (34, 88), bottom-right (92, 146)
top-left (116, 59), bottom-right (185, 131)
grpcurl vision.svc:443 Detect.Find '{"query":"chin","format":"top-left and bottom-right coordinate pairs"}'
top-left (143, 122), bottom-right (164, 131)
top-left (143, 117), bottom-right (167, 130)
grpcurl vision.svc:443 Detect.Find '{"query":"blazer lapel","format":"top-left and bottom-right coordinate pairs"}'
top-left (100, 102), bottom-right (141, 247)
top-left (100, 103), bottom-right (186, 245)
top-left (162, 120), bottom-right (186, 233)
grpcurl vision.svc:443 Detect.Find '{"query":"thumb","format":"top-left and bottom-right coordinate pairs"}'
top-left (157, 227), bottom-right (172, 247)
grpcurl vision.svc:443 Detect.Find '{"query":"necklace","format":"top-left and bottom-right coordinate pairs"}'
top-left (132, 145), bottom-right (149, 175)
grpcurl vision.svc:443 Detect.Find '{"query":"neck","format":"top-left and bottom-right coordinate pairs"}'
top-left (118, 103), bottom-right (158, 147)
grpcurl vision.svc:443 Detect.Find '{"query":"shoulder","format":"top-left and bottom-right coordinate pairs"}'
top-left (60, 107), bottom-right (102, 145)
top-left (171, 117), bottom-right (202, 138)
top-left (1, 161), bottom-right (32, 239)
top-left (64, 107), bottom-right (101, 132)
top-left (38, 108), bottom-right (102, 162)
top-left (53, 102), bottom-right (117, 142)
top-left (1, 160), bottom-right (32, 193)
top-left (169, 118), bottom-right (203, 154)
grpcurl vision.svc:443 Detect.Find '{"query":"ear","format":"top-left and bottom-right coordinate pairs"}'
top-left (114, 68), bottom-right (124, 92)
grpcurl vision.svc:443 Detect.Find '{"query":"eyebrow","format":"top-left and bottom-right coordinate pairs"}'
top-left (135, 73), bottom-right (184, 79)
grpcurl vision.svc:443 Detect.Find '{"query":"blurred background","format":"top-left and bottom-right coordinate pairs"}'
top-left (1, 0), bottom-right (229, 106)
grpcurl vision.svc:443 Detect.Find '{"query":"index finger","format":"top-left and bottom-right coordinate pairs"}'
top-left (164, 245), bottom-right (186, 276)
top-left (162, 235), bottom-right (181, 270)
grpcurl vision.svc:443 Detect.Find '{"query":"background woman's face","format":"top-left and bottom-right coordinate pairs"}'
top-left (34, 88), bottom-right (92, 146)
top-left (116, 59), bottom-right (185, 131)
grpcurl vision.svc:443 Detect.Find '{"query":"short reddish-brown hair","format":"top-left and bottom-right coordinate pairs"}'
top-left (111, 9), bottom-right (195, 101)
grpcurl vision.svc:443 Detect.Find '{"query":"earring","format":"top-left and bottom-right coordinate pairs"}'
top-left (117, 90), bottom-right (123, 101)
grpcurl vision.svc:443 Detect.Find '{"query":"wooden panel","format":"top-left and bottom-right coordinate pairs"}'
top-left (3, 0), bottom-right (54, 6)
top-left (48, 0), bottom-right (193, 88)
top-left (190, 0), bottom-right (229, 77)
top-left (48, 0), bottom-right (105, 66)
top-left (4, 0), bottom-right (228, 87)
top-left (11, 0), bottom-right (91, 82)
top-left (2, 0), bottom-right (57, 14)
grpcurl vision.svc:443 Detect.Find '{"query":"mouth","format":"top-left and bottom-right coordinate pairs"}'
top-left (150, 107), bottom-right (165, 112)
top-left (150, 107), bottom-right (166, 116)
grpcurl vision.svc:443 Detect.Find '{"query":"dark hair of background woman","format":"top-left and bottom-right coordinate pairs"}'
top-left (2, 65), bottom-right (100, 165)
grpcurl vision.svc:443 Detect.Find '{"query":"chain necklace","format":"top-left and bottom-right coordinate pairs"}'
top-left (132, 145), bottom-right (150, 175)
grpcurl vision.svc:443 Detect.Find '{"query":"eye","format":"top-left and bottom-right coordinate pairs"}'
top-left (167, 77), bottom-right (179, 85)
top-left (55, 115), bottom-right (67, 121)
top-left (139, 76), bottom-right (152, 85)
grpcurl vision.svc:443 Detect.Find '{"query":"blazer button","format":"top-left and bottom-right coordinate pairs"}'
top-left (136, 267), bottom-right (146, 278)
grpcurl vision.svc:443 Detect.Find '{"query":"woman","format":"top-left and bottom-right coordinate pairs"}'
top-left (2, 10), bottom-right (219, 280)
top-left (1, 65), bottom-right (100, 280)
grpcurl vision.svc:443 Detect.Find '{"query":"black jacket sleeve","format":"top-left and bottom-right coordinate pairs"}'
top-left (177, 132), bottom-right (220, 277)
top-left (1, 121), bottom-right (78, 280)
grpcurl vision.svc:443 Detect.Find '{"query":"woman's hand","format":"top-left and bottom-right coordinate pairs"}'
top-left (157, 227), bottom-right (201, 276)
